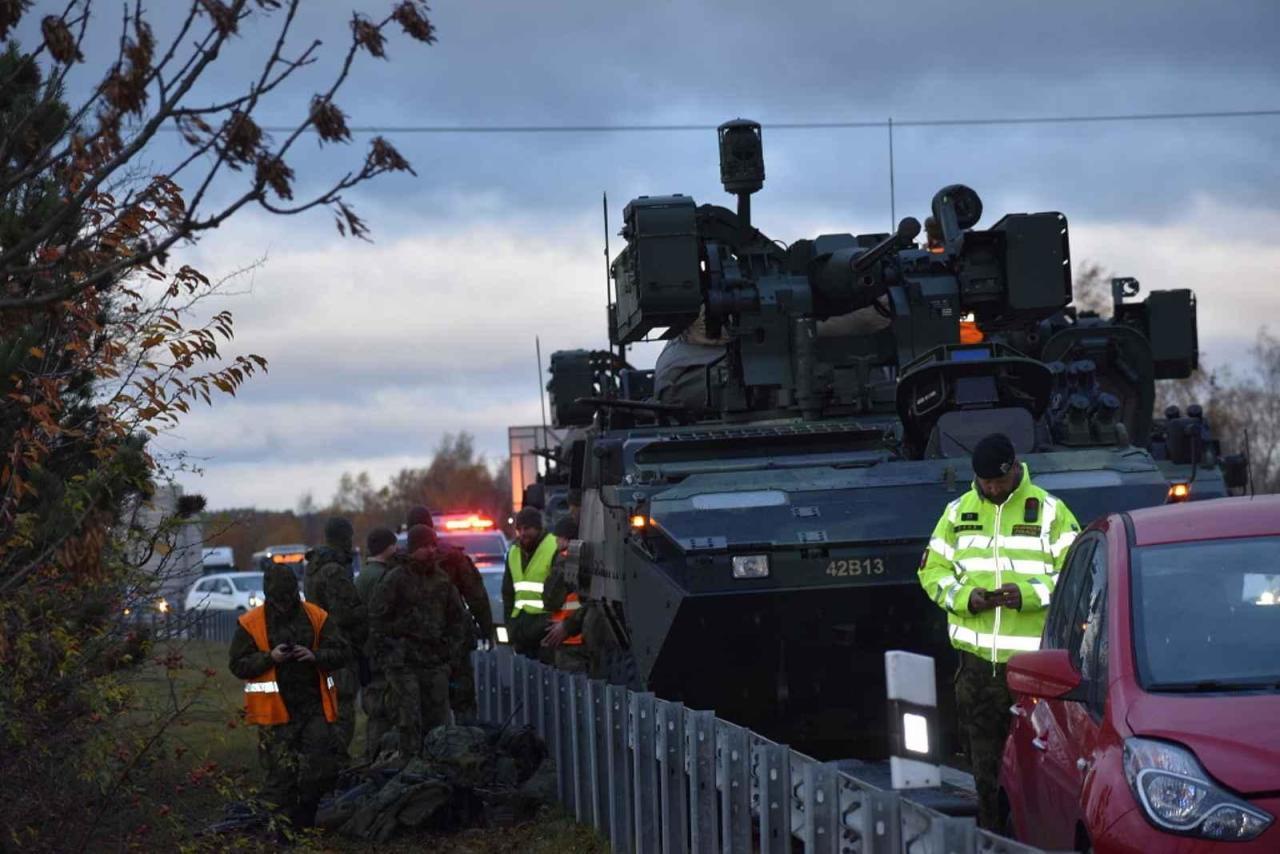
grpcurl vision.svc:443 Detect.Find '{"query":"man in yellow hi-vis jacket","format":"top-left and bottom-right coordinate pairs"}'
top-left (918, 433), bottom-right (1080, 830)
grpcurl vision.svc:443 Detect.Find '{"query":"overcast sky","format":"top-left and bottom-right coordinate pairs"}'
top-left (24, 1), bottom-right (1280, 510)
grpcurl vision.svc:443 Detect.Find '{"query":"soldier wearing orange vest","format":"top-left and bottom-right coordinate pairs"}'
top-left (541, 517), bottom-right (590, 673)
top-left (228, 564), bottom-right (347, 828)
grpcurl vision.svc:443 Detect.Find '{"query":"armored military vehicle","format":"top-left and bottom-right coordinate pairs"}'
top-left (547, 120), bottom-right (1243, 757)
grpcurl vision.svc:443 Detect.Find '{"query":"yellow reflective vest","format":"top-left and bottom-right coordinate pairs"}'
top-left (507, 534), bottom-right (558, 618)
top-left (918, 463), bottom-right (1080, 665)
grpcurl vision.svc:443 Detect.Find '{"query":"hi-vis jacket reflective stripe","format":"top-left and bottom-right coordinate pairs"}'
top-left (549, 592), bottom-right (584, 645)
top-left (507, 535), bottom-right (558, 617)
top-left (238, 602), bottom-right (339, 725)
top-left (918, 463), bottom-right (1080, 665)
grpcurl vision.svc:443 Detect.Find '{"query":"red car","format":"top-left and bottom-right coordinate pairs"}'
top-left (999, 495), bottom-right (1280, 852)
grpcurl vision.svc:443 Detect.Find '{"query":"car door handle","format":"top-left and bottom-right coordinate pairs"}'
top-left (1031, 737), bottom-right (1048, 752)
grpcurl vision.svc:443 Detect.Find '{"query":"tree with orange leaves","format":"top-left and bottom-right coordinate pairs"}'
top-left (0, 2), bottom-right (436, 845)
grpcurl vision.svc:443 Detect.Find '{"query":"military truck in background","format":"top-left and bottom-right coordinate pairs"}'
top-left (534, 119), bottom-right (1246, 759)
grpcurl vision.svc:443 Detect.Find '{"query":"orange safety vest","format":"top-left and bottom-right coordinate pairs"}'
top-left (549, 592), bottom-right (583, 645)
top-left (238, 602), bottom-right (339, 725)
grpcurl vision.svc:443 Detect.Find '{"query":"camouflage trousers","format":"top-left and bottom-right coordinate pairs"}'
top-left (553, 643), bottom-right (591, 674)
top-left (332, 665), bottom-right (359, 755)
top-left (450, 649), bottom-right (477, 723)
top-left (257, 713), bottom-right (342, 828)
top-left (361, 672), bottom-right (392, 762)
top-left (386, 664), bottom-right (451, 758)
top-left (954, 652), bottom-right (1013, 831)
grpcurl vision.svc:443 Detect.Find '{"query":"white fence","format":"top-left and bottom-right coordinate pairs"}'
top-left (472, 646), bottom-right (1045, 854)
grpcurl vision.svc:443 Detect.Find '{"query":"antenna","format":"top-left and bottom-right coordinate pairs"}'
top-left (603, 192), bottom-right (617, 360)
top-left (536, 336), bottom-right (549, 454)
top-left (888, 117), bottom-right (897, 231)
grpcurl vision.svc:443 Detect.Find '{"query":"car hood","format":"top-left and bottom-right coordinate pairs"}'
top-left (1127, 693), bottom-right (1280, 795)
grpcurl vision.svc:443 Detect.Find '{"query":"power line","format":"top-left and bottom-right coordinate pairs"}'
top-left (234, 107), bottom-right (1280, 135)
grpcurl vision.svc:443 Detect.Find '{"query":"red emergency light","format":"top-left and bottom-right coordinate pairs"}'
top-left (442, 514), bottom-right (495, 531)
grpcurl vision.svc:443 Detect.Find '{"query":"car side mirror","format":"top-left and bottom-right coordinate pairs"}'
top-left (1006, 649), bottom-right (1085, 701)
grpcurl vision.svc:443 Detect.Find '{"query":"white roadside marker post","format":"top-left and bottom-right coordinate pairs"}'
top-left (885, 650), bottom-right (942, 789)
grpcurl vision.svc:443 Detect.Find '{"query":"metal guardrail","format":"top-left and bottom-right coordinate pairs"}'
top-left (473, 646), bottom-right (1046, 854)
top-left (128, 607), bottom-right (242, 643)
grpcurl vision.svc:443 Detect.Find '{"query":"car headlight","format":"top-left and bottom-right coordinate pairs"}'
top-left (1124, 737), bottom-right (1273, 840)
top-left (155, 598), bottom-right (170, 614)
top-left (495, 626), bottom-right (509, 644)
top-left (732, 554), bottom-right (770, 579)
top-left (248, 593), bottom-right (263, 608)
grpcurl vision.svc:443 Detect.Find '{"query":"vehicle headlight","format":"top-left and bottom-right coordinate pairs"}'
top-left (495, 626), bottom-right (509, 644)
top-left (732, 554), bottom-right (770, 579)
top-left (1124, 737), bottom-right (1272, 840)
top-left (155, 598), bottom-right (170, 614)
top-left (248, 593), bottom-right (263, 608)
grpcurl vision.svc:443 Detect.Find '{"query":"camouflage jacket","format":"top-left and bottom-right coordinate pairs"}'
top-left (543, 558), bottom-right (585, 637)
top-left (438, 546), bottom-right (494, 640)
top-left (304, 545), bottom-right (367, 652)
top-left (367, 552), bottom-right (467, 669)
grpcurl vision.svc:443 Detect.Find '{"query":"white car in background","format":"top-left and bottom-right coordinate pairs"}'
top-left (184, 572), bottom-right (265, 612)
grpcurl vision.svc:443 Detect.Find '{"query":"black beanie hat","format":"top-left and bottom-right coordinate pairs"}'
top-left (972, 433), bottom-right (1017, 479)
top-left (553, 517), bottom-right (579, 539)
top-left (324, 516), bottom-right (354, 548)
top-left (515, 507), bottom-right (543, 530)
top-left (366, 527), bottom-right (397, 557)
top-left (406, 505), bottom-right (433, 529)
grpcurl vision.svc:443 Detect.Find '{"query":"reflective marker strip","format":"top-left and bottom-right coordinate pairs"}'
top-left (1010, 558), bottom-right (1054, 575)
top-left (326, 676), bottom-right (335, 689)
top-left (513, 601), bottom-right (545, 612)
top-left (245, 681), bottom-right (280, 694)
top-left (1028, 577), bottom-right (1052, 607)
top-left (561, 601), bottom-right (581, 611)
top-left (513, 581), bottom-right (544, 593)
top-left (929, 538), bottom-right (955, 560)
top-left (956, 535), bottom-right (991, 551)
top-left (1001, 535), bottom-right (1045, 552)
top-left (1051, 531), bottom-right (1078, 557)
top-left (948, 624), bottom-right (1041, 652)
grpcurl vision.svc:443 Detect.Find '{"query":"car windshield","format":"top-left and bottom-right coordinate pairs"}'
top-left (231, 575), bottom-right (261, 592)
top-left (1133, 535), bottom-right (1280, 691)
top-left (439, 532), bottom-right (507, 565)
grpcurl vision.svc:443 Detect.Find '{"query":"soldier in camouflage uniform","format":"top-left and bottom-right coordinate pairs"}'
top-left (355, 527), bottom-right (398, 761)
top-left (406, 505), bottom-right (493, 723)
top-left (229, 564), bottom-right (347, 828)
top-left (540, 517), bottom-right (592, 674)
top-left (303, 517), bottom-right (366, 753)
top-left (369, 524), bottom-right (467, 757)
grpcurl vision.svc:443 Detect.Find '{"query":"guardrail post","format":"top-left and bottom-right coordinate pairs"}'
top-left (717, 722), bottom-right (750, 853)
top-left (863, 789), bottom-right (903, 854)
top-left (521, 654), bottom-right (535, 728)
top-left (802, 761), bottom-right (840, 854)
top-left (656, 700), bottom-right (688, 854)
top-left (495, 644), bottom-right (514, 721)
top-left (588, 679), bottom-right (609, 836)
top-left (687, 710), bottom-right (718, 854)
top-left (605, 683), bottom-right (633, 854)
top-left (555, 668), bottom-right (575, 811)
top-left (539, 663), bottom-right (555, 742)
top-left (631, 692), bottom-right (659, 854)
top-left (921, 815), bottom-right (976, 854)
top-left (572, 673), bottom-right (591, 823)
top-left (472, 650), bottom-right (487, 723)
top-left (758, 741), bottom-right (791, 854)
top-left (510, 654), bottom-right (525, 726)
